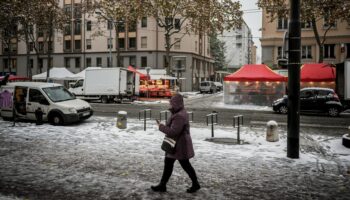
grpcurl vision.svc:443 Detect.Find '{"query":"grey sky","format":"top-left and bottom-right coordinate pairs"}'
top-left (239, 0), bottom-right (262, 63)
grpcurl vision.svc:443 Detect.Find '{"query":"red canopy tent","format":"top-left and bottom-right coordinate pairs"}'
top-left (0, 74), bottom-right (30, 81)
top-left (224, 64), bottom-right (287, 82)
top-left (300, 63), bottom-right (335, 82)
top-left (127, 66), bottom-right (149, 80)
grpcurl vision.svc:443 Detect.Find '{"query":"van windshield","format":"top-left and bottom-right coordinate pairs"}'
top-left (42, 86), bottom-right (76, 102)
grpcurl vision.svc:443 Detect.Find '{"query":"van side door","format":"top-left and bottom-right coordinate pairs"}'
top-left (27, 88), bottom-right (50, 121)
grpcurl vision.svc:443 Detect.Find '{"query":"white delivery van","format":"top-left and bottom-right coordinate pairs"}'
top-left (69, 67), bottom-right (139, 103)
top-left (0, 82), bottom-right (93, 125)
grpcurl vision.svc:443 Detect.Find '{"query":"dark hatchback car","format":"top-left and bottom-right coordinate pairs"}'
top-left (272, 87), bottom-right (343, 117)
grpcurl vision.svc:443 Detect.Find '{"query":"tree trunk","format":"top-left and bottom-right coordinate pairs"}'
top-left (24, 26), bottom-right (32, 78)
top-left (311, 18), bottom-right (323, 63)
top-left (165, 33), bottom-right (171, 75)
top-left (115, 24), bottom-right (121, 67)
top-left (46, 17), bottom-right (53, 82)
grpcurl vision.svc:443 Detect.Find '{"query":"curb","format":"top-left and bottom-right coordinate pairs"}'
top-left (250, 121), bottom-right (348, 129)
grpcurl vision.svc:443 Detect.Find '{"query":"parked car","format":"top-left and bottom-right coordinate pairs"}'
top-left (199, 81), bottom-right (217, 93)
top-left (213, 82), bottom-right (223, 91)
top-left (272, 87), bottom-right (343, 117)
top-left (0, 82), bottom-right (93, 125)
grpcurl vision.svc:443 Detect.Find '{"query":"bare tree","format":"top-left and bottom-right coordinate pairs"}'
top-left (86, 0), bottom-right (143, 67)
top-left (142, 0), bottom-right (243, 75)
top-left (258, 0), bottom-right (350, 63)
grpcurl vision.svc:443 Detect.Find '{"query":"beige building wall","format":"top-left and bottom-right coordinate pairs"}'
top-left (260, 8), bottom-right (350, 68)
top-left (0, 0), bottom-right (214, 92)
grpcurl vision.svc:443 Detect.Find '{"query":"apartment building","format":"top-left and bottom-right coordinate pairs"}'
top-left (260, 8), bottom-right (350, 68)
top-left (218, 21), bottom-right (254, 71)
top-left (0, 0), bottom-right (214, 92)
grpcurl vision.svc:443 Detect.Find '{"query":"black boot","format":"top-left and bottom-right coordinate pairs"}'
top-left (186, 182), bottom-right (200, 193)
top-left (151, 183), bottom-right (167, 192)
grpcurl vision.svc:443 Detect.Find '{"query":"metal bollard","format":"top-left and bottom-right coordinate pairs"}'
top-left (206, 111), bottom-right (218, 137)
top-left (116, 111), bottom-right (127, 129)
top-left (233, 115), bottom-right (243, 144)
top-left (187, 111), bottom-right (194, 122)
top-left (160, 110), bottom-right (170, 123)
top-left (139, 109), bottom-right (151, 131)
top-left (266, 120), bottom-right (279, 142)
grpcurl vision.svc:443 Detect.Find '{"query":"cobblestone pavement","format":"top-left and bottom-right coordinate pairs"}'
top-left (0, 117), bottom-right (349, 200)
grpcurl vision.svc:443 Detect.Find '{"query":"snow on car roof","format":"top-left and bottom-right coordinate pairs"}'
top-left (6, 82), bottom-right (62, 88)
top-left (301, 87), bottom-right (334, 91)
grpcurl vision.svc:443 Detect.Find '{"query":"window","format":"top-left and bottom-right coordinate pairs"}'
top-left (118, 23), bottom-right (125, 32)
top-left (29, 42), bottom-right (34, 52)
top-left (129, 38), bottom-right (136, 48)
top-left (64, 24), bottom-right (71, 35)
top-left (175, 18), bottom-right (181, 29)
top-left (39, 42), bottom-right (44, 51)
top-left (107, 38), bottom-right (113, 49)
top-left (128, 21), bottom-right (137, 32)
top-left (38, 58), bottom-right (43, 70)
top-left (236, 43), bottom-right (242, 48)
top-left (37, 27), bottom-right (44, 37)
top-left (323, 13), bottom-right (337, 28)
top-left (86, 21), bottom-right (92, 31)
top-left (86, 57), bottom-right (91, 68)
top-left (107, 57), bottom-right (112, 67)
top-left (174, 38), bottom-right (181, 50)
top-left (96, 57), bottom-right (102, 67)
top-left (118, 38), bottom-right (125, 49)
top-left (86, 39), bottom-right (91, 49)
top-left (74, 20), bottom-right (81, 35)
top-left (30, 59), bottom-right (33, 69)
top-left (3, 59), bottom-right (8, 69)
top-left (236, 35), bottom-right (242, 40)
top-left (65, 57), bottom-right (70, 68)
top-left (107, 20), bottom-right (113, 30)
top-left (347, 43), bottom-right (350, 58)
top-left (10, 43), bottom-right (17, 53)
top-left (301, 21), bottom-right (312, 29)
top-left (74, 4), bottom-right (81, 18)
top-left (195, 41), bottom-right (197, 52)
top-left (141, 37), bottom-right (147, 48)
top-left (129, 56), bottom-right (136, 67)
top-left (75, 57), bottom-right (81, 68)
top-left (141, 57), bottom-right (147, 67)
top-left (141, 17), bottom-right (147, 28)
top-left (277, 46), bottom-right (283, 58)
top-left (74, 40), bottom-right (81, 50)
top-left (277, 17), bottom-right (288, 29)
top-left (64, 40), bottom-right (71, 50)
top-left (29, 89), bottom-right (46, 103)
top-left (324, 44), bottom-right (335, 59)
top-left (48, 41), bottom-right (53, 52)
top-left (64, 5), bottom-right (71, 16)
top-left (302, 45), bottom-right (312, 59)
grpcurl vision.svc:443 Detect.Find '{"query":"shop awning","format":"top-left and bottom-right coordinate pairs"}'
top-left (300, 63), bottom-right (336, 82)
top-left (0, 74), bottom-right (30, 81)
top-left (224, 64), bottom-right (287, 82)
top-left (127, 66), bottom-right (149, 80)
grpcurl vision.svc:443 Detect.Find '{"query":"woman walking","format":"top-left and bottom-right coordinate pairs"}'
top-left (151, 94), bottom-right (200, 193)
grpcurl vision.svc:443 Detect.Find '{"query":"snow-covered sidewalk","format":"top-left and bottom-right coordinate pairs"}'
top-left (0, 117), bottom-right (349, 199)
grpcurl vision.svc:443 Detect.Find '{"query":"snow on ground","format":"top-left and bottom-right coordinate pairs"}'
top-left (213, 101), bottom-right (272, 111)
top-left (0, 117), bottom-right (350, 199)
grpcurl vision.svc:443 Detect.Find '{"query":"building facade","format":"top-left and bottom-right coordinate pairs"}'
top-left (218, 21), bottom-right (254, 71)
top-left (260, 8), bottom-right (350, 68)
top-left (0, 0), bottom-right (215, 92)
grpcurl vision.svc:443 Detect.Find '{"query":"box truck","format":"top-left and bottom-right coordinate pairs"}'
top-left (68, 67), bottom-right (139, 103)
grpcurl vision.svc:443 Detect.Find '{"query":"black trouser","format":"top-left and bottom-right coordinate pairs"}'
top-left (160, 157), bottom-right (198, 185)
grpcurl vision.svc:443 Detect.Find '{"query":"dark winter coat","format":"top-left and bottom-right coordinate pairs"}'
top-left (159, 94), bottom-right (195, 160)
